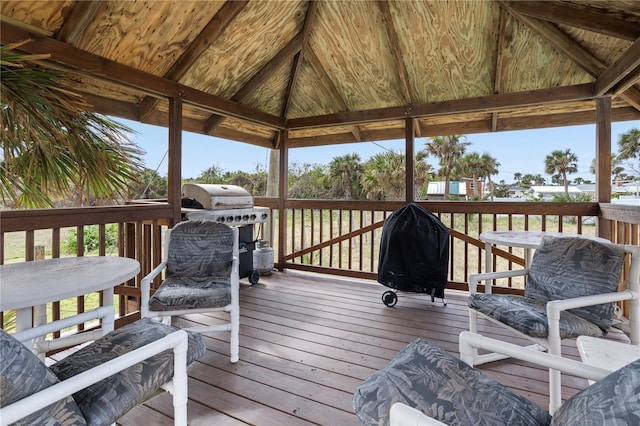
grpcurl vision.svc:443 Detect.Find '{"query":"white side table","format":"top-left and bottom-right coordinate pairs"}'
top-left (576, 335), bottom-right (640, 383)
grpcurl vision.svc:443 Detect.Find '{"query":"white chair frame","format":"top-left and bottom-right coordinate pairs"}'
top-left (467, 243), bottom-right (640, 413)
top-left (141, 224), bottom-right (240, 362)
top-left (1, 318), bottom-right (190, 426)
top-left (389, 331), bottom-right (612, 426)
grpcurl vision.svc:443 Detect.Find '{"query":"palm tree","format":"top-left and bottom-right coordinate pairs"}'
top-left (480, 152), bottom-right (500, 201)
top-left (617, 128), bottom-right (640, 177)
top-left (361, 151), bottom-right (405, 201)
top-left (458, 152), bottom-right (484, 198)
top-left (513, 172), bottom-right (522, 186)
top-left (328, 153), bottom-right (363, 199)
top-left (424, 135), bottom-right (470, 198)
top-left (1, 42), bottom-right (144, 208)
top-left (544, 149), bottom-right (578, 195)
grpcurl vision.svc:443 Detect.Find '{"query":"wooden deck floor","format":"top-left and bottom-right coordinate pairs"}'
top-left (117, 270), bottom-right (626, 425)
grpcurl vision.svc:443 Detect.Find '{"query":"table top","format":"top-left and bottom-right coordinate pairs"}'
top-left (576, 335), bottom-right (640, 372)
top-left (0, 256), bottom-right (140, 311)
top-left (479, 230), bottom-right (610, 249)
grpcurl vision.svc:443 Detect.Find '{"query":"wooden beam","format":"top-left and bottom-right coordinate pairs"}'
top-left (205, 32), bottom-right (304, 134)
top-left (287, 106), bottom-right (640, 148)
top-left (56, 1), bottom-right (104, 44)
top-left (1, 21), bottom-right (285, 129)
top-left (596, 37), bottom-right (640, 96)
top-left (500, 1), bottom-right (640, 41)
top-left (282, 1), bottom-right (319, 119)
top-left (168, 97), bottom-right (183, 227)
top-left (304, 48), bottom-right (349, 111)
top-left (377, 0), bottom-right (413, 104)
top-left (595, 97), bottom-right (612, 239)
top-left (287, 83), bottom-right (596, 129)
top-left (139, 0), bottom-right (248, 121)
top-left (499, 4), bottom-right (640, 111)
top-left (277, 131), bottom-right (289, 271)
top-left (492, 9), bottom-right (509, 133)
top-left (405, 118), bottom-right (415, 203)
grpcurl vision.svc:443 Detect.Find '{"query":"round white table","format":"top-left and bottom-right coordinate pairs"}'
top-left (0, 256), bottom-right (140, 333)
top-left (480, 231), bottom-right (611, 277)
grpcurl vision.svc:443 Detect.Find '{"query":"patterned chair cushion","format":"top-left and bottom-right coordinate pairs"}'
top-left (551, 359), bottom-right (640, 425)
top-left (49, 318), bottom-right (206, 426)
top-left (353, 339), bottom-right (551, 426)
top-left (468, 294), bottom-right (605, 339)
top-left (525, 236), bottom-right (624, 332)
top-left (166, 220), bottom-right (233, 278)
top-left (0, 329), bottom-right (87, 426)
top-left (149, 276), bottom-right (231, 311)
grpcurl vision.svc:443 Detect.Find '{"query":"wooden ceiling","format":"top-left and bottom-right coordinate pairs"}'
top-left (2, 0), bottom-right (640, 149)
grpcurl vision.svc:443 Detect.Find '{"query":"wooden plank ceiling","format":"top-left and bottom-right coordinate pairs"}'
top-left (2, 0), bottom-right (639, 150)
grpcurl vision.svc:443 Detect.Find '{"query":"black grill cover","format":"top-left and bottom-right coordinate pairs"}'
top-left (377, 203), bottom-right (449, 297)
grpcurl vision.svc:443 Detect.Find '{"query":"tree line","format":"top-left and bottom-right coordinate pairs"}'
top-left (130, 129), bottom-right (639, 202)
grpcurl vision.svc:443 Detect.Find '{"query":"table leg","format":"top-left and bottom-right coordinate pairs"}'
top-left (15, 307), bottom-right (32, 332)
top-left (484, 241), bottom-right (492, 293)
top-left (102, 287), bottom-right (115, 334)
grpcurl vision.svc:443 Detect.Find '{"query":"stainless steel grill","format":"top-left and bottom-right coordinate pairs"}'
top-left (181, 183), bottom-right (269, 225)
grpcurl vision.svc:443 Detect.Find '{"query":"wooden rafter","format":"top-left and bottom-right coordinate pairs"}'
top-left (55, 1), bottom-right (104, 44)
top-left (492, 8), bottom-right (509, 132)
top-left (281, 0), bottom-right (319, 119)
top-left (500, 2), bottom-right (640, 110)
top-left (377, 0), bottom-right (413, 105)
top-left (596, 37), bottom-right (640, 96)
top-left (1, 21), bottom-right (285, 129)
top-left (288, 84), bottom-right (596, 130)
top-left (139, 0), bottom-right (248, 121)
top-left (204, 32), bottom-right (304, 134)
top-left (501, 1), bottom-right (640, 41)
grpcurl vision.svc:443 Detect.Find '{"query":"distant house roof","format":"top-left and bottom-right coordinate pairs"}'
top-left (530, 186), bottom-right (581, 194)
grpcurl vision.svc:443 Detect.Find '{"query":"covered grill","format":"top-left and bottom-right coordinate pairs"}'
top-left (377, 203), bottom-right (450, 307)
top-left (181, 183), bottom-right (272, 284)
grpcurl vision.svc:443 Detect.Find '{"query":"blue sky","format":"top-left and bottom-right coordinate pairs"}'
top-left (118, 118), bottom-right (639, 184)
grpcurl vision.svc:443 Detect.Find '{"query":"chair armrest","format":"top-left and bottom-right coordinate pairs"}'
top-left (390, 403), bottom-right (447, 426)
top-left (468, 269), bottom-right (528, 294)
top-left (0, 329), bottom-right (189, 426)
top-left (140, 261), bottom-right (167, 316)
top-left (459, 331), bottom-right (610, 382)
top-left (547, 290), bottom-right (638, 314)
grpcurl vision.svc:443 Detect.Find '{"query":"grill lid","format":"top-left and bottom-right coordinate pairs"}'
top-left (181, 183), bottom-right (253, 210)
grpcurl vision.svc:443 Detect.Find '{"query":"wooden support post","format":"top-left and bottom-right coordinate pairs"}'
top-left (277, 131), bottom-right (289, 271)
top-left (168, 96), bottom-right (183, 227)
top-left (595, 97), bottom-right (612, 241)
top-left (405, 117), bottom-right (415, 203)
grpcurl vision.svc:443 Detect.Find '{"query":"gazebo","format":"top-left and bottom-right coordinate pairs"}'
top-left (1, 2), bottom-right (639, 422)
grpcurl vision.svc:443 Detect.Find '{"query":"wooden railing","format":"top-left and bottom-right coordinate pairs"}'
top-left (0, 204), bottom-right (174, 333)
top-left (1, 200), bottom-right (637, 340)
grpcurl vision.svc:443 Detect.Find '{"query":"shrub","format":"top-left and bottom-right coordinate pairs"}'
top-left (62, 224), bottom-right (119, 255)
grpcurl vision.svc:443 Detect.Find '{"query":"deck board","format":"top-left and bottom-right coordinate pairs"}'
top-left (118, 270), bottom-right (627, 425)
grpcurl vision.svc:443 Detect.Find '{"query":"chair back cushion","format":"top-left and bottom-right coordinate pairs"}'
top-left (0, 329), bottom-right (87, 425)
top-left (166, 220), bottom-right (234, 278)
top-left (551, 359), bottom-right (640, 425)
top-left (525, 236), bottom-right (624, 332)
top-left (49, 318), bottom-right (206, 425)
top-left (353, 339), bottom-right (551, 426)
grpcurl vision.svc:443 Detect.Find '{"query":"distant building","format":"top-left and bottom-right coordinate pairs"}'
top-left (427, 179), bottom-right (483, 200)
top-left (529, 185), bottom-right (581, 200)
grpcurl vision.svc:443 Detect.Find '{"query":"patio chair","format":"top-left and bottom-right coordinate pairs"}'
top-left (466, 236), bottom-right (640, 412)
top-left (353, 332), bottom-right (640, 426)
top-left (0, 317), bottom-right (206, 426)
top-left (141, 220), bottom-right (240, 362)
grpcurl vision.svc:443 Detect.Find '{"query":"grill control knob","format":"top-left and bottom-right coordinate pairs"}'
top-left (235, 215), bottom-right (242, 221)
top-left (250, 214), bottom-right (257, 220)
top-left (227, 216), bottom-right (234, 222)
top-left (217, 216), bottom-right (225, 222)
top-left (243, 215), bottom-right (250, 221)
